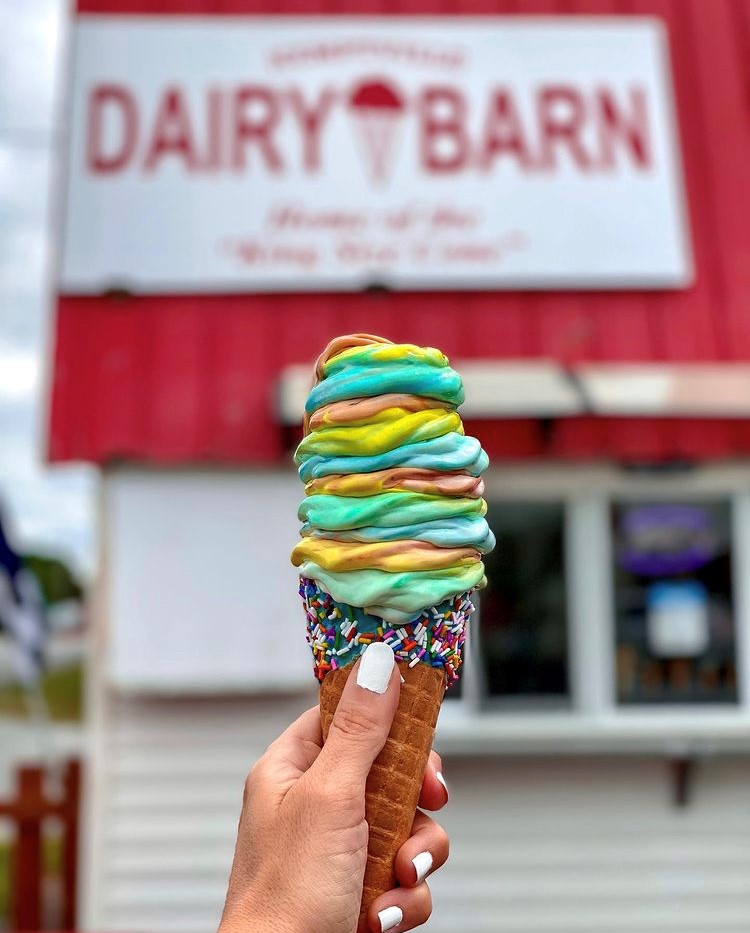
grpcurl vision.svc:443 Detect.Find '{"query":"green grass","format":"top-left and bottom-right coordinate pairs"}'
top-left (0, 835), bottom-right (63, 923)
top-left (0, 840), bottom-right (8, 922)
top-left (0, 663), bottom-right (83, 722)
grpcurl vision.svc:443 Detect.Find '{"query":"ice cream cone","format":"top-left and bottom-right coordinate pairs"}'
top-left (320, 659), bottom-right (446, 932)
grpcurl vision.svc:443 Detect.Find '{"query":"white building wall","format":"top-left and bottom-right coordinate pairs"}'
top-left (83, 693), bottom-right (750, 933)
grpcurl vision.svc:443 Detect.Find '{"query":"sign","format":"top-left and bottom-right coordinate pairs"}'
top-left (647, 581), bottom-right (710, 658)
top-left (617, 504), bottom-right (719, 577)
top-left (61, 17), bottom-right (691, 293)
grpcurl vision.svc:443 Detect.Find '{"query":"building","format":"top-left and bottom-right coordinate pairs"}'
top-left (52, 2), bottom-right (750, 931)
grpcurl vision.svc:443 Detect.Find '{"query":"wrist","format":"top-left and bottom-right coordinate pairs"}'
top-left (219, 893), bottom-right (306, 933)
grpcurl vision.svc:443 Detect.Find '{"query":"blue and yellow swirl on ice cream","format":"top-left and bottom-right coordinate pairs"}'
top-left (292, 334), bottom-right (494, 684)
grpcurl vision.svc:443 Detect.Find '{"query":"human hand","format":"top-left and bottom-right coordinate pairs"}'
top-left (219, 643), bottom-right (450, 933)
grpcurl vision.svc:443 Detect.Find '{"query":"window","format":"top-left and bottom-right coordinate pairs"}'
top-left (479, 502), bottom-right (569, 707)
top-left (437, 473), bottom-right (750, 747)
top-left (611, 500), bottom-right (737, 705)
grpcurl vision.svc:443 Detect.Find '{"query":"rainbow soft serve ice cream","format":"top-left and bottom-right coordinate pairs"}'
top-left (292, 334), bottom-right (494, 684)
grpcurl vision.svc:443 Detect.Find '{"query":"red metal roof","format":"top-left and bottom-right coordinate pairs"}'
top-left (50, 0), bottom-right (750, 465)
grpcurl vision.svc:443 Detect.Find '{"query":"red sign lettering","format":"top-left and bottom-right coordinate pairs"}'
top-left (84, 81), bottom-right (653, 178)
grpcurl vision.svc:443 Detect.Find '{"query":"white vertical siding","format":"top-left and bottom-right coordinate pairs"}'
top-left (431, 756), bottom-right (750, 932)
top-left (84, 696), bottom-right (750, 933)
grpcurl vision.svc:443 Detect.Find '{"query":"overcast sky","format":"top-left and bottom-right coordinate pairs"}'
top-left (0, 0), bottom-right (95, 577)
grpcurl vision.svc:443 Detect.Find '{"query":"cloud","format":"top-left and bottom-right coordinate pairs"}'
top-left (0, 389), bottom-right (97, 577)
top-left (0, 343), bottom-right (40, 402)
top-left (0, 466), bottom-right (98, 577)
top-left (0, 287), bottom-right (48, 349)
top-left (0, 223), bottom-right (48, 292)
top-left (0, 0), bottom-right (66, 137)
top-left (0, 0), bottom-right (94, 578)
top-left (0, 144), bottom-right (51, 227)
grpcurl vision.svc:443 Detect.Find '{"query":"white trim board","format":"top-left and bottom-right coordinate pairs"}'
top-left (277, 363), bottom-right (750, 422)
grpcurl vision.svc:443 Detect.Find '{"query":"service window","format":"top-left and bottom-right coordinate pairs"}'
top-left (611, 500), bottom-right (737, 705)
top-left (480, 502), bottom-right (569, 707)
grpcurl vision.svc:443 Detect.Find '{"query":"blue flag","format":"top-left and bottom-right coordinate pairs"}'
top-left (0, 508), bottom-right (46, 686)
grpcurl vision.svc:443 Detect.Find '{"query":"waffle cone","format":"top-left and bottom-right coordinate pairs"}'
top-left (320, 660), bottom-right (446, 932)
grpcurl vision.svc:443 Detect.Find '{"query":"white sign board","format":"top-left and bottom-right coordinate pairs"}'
top-left (62, 17), bottom-right (691, 292)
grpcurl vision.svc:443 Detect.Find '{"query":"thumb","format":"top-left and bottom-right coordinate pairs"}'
top-left (315, 642), bottom-right (400, 792)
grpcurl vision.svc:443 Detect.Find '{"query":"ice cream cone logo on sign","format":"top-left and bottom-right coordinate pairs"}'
top-left (347, 78), bottom-right (406, 186)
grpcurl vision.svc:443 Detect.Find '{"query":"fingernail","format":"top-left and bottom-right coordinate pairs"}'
top-left (436, 771), bottom-right (448, 795)
top-left (412, 850), bottom-right (433, 884)
top-left (378, 905), bottom-right (403, 931)
top-left (357, 643), bottom-right (395, 694)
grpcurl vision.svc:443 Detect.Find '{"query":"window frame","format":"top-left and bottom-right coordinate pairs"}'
top-left (437, 464), bottom-right (750, 754)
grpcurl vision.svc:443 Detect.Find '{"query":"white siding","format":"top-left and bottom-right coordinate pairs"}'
top-left (84, 696), bottom-right (750, 933)
top-left (432, 756), bottom-right (750, 932)
top-left (83, 693), bottom-right (314, 931)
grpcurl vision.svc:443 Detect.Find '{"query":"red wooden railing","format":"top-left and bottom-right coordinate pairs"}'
top-left (0, 760), bottom-right (80, 931)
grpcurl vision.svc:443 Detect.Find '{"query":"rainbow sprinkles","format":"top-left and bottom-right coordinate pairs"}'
top-left (301, 578), bottom-right (474, 686)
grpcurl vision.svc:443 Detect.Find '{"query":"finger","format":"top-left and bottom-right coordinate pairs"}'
top-left (368, 882), bottom-right (432, 932)
top-left (418, 750), bottom-right (448, 811)
top-left (265, 706), bottom-right (323, 774)
top-left (314, 643), bottom-right (400, 792)
top-left (394, 810), bottom-right (449, 888)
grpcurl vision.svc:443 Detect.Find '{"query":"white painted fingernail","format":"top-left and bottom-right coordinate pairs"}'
top-left (378, 905), bottom-right (403, 931)
top-left (436, 771), bottom-right (448, 793)
top-left (412, 850), bottom-right (433, 884)
top-left (357, 643), bottom-right (395, 694)
top-left (400, 673), bottom-right (405, 684)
